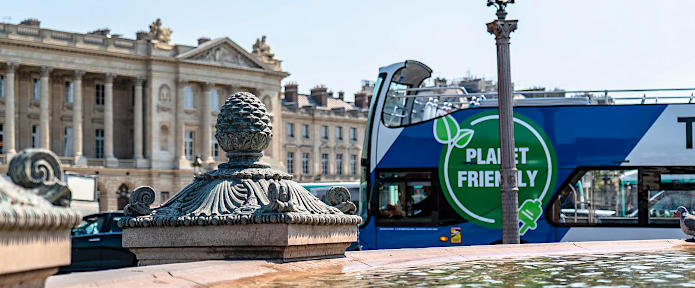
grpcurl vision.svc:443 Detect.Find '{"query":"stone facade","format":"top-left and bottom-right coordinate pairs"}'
top-left (0, 19), bottom-right (287, 211)
top-left (281, 82), bottom-right (370, 183)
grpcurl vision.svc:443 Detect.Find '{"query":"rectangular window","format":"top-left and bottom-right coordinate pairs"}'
top-left (286, 123), bottom-right (294, 138)
top-left (31, 125), bottom-right (39, 148)
top-left (32, 79), bottom-right (40, 101)
top-left (377, 171), bottom-right (436, 224)
top-left (321, 125), bottom-right (328, 140)
top-left (0, 75), bottom-right (4, 98)
top-left (185, 131), bottom-right (194, 160)
top-left (302, 124), bottom-right (309, 139)
top-left (551, 169), bottom-right (639, 225)
top-left (302, 153), bottom-right (310, 174)
top-left (184, 86), bottom-right (194, 109)
top-left (336, 154), bottom-right (343, 176)
top-left (321, 153), bottom-right (329, 176)
top-left (648, 174), bottom-right (695, 225)
top-left (336, 126), bottom-right (343, 141)
top-left (350, 127), bottom-right (357, 141)
top-left (211, 133), bottom-right (219, 161)
top-left (287, 152), bottom-right (294, 174)
top-left (64, 127), bottom-right (73, 157)
top-left (95, 129), bottom-right (104, 158)
top-left (95, 84), bottom-right (105, 106)
top-left (160, 191), bottom-right (170, 203)
top-left (64, 81), bottom-right (74, 104)
top-left (0, 124), bottom-right (4, 154)
top-left (350, 154), bottom-right (357, 176)
top-left (210, 89), bottom-right (219, 111)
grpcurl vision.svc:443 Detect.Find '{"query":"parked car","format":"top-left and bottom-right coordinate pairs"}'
top-left (59, 211), bottom-right (137, 273)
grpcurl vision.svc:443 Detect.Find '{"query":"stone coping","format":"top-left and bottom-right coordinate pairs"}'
top-left (46, 239), bottom-right (694, 288)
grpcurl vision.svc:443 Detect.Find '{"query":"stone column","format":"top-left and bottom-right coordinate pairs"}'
top-left (104, 73), bottom-right (118, 167)
top-left (175, 78), bottom-right (190, 169)
top-left (72, 70), bottom-right (87, 166)
top-left (487, 6), bottom-right (519, 244)
top-left (4, 62), bottom-right (17, 159)
top-left (134, 76), bottom-right (147, 167)
top-left (201, 82), bottom-right (213, 164)
top-left (39, 66), bottom-right (52, 150)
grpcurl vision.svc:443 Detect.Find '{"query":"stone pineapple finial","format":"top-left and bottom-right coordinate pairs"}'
top-left (215, 91), bottom-right (272, 168)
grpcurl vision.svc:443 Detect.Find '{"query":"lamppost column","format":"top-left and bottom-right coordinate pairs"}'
top-left (487, 7), bottom-right (520, 244)
top-left (4, 62), bottom-right (17, 159)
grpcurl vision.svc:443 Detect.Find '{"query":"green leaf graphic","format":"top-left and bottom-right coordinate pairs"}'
top-left (434, 115), bottom-right (460, 144)
top-left (453, 129), bottom-right (474, 148)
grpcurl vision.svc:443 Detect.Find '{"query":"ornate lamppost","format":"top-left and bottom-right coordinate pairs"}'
top-left (487, 0), bottom-right (520, 244)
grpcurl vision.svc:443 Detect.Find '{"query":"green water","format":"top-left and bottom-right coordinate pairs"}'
top-left (253, 249), bottom-right (695, 287)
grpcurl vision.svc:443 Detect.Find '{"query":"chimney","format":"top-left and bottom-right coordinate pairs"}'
top-left (136, 31), bottom-right (149, 40)
top-left (338, 91), bottom-right (345, 101)
top-left (284, 82), bottom-right (298, 103)
top-left (310, 85), bottom-right (328, 107)
top-left (19, 18), bottom-right (40, 27)
top-left (198, 37), bottom-right (211, 45)
top-left (354, 92), bottom-right (369, 109)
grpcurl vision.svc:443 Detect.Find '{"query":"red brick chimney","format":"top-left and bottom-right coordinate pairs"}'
top-left (284, 83), bottom-right (298, 103)
top-left (310, 85), bottom-right (328, 107)
top-left (354, 92), bottom-right (369, 109)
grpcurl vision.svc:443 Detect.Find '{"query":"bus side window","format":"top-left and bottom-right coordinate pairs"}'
top-left (376, 171), bottom-right (436, 225)
top-left (549, 169), bottom-right (639, 226)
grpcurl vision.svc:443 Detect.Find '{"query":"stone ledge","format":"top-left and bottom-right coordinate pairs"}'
top-left (47, 239), bottom-right (694, 288)
top-left (123, 224), bottom-right (357, 264)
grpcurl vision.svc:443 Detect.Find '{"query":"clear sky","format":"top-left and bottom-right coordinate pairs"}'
top-left (2, 1), bottom-right (694, 101)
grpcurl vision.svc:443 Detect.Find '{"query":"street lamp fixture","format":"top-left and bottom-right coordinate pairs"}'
top-left (487, 0), bottom-right (520, 244)
top-left (487, 0), bottom-right (515, 12)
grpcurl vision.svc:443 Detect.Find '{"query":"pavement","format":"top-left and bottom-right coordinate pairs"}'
top-left (46, 239), bottom-right (695, 288)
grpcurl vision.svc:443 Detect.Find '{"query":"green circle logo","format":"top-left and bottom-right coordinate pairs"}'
top-left (434, 111), bottom-right (556, 233)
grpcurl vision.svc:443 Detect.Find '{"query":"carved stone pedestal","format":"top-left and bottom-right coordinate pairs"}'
top-left (0, 150), bottom-right (81, 288)
top-left (124, 224), bottom-right (356, 265)
top-left (121, 92), bottom-right (361, 265)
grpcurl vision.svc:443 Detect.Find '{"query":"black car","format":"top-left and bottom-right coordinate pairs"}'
top-left (59, 211), bottom-right (137, 273)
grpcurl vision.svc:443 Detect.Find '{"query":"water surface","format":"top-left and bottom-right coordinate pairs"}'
top-left (239, 249), bottom-right (695, 287)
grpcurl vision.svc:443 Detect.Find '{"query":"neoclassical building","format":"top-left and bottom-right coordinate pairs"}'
top-left (280, 82), bottom-right (370, 183)
top-left (0, 19), bottom-right (287, 211)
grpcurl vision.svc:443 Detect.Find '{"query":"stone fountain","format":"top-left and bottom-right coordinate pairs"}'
top-left (0, 149), bottom-right (82, 288)
top-left (121, 92), bottom-right (361, 265)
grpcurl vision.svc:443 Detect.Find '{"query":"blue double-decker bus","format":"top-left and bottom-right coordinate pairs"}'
top-left (358, 60), bottom-right (695, 250)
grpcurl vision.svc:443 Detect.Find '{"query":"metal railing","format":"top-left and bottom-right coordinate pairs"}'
top-left (390, 87), bottom-right (695, 105)
top-left (381, 87), bottom-right (695, 127)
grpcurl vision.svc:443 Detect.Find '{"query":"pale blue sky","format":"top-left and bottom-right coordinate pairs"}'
top-left (2, 1), bottom-right (694, 100)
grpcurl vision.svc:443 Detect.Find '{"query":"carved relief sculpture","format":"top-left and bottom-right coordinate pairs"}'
top-left (189, 46), bottom-right (260, 69)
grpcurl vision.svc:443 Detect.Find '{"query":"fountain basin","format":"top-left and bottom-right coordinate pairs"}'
top-left (47, 239), bottom-right (694, 288)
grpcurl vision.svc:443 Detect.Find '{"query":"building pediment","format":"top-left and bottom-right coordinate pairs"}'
top-left (176, 38), bottom-right (266, 70)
